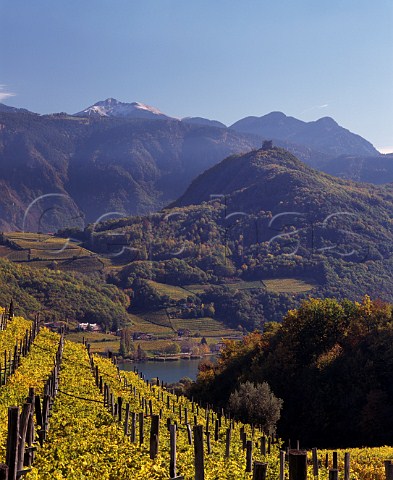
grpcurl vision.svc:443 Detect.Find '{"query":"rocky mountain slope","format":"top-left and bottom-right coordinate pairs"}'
top-left (0, 110), bottom-right (260, 231)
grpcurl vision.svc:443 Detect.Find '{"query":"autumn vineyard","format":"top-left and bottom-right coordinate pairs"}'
top-left (0, 306), bottom-right (390, 479)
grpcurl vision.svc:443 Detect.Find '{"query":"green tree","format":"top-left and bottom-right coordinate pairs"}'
top-left (135, 344), bottom-right (147, 361)
top-left (119, 328), bottom-right (135, 357)
top-left (162, 343), bottom-right (181, 355)
top-left (228, 381), bottom-right (283, 434)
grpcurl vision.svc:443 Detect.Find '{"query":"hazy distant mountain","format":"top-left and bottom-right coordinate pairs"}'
top-left (0, 103), bottom-right (34, 115)
top-left (231, 111), bottom-right (303, 138)
top-left (321, 154), bottom-right (393, 183)
top-left (74, 98), bottom-right (172, 120)
top-left (0, 111), bottom-right (261, 231)
top-left (231, 111), bottom-right (378, 157)
top-left (181, 117), bottom-right (226, 129)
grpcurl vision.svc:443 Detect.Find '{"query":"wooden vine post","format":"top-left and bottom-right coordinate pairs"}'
top-left (186, 423), bottom-right (193, 445)
top-left (344, 452), bottom-right (350, 480)
top-left (193, 425), bottom-right (205, 480)
top-left (149, 415), bottom-right (160, 460)
top-left (0, 464), bottom-right (8, 480)
top-left (260, 436), bottom-right (266, 456)
top-left (279, 450), bottom-right (285, 480)
top-left (17, 403), bottom-right (32, 473)
top-left (139, 412), bottom-right (144, 445)
top-left (246, 440), bottom-right (253, 472)
top-left (6, 407), bottom-right (19, 480)
top-left (169, 424), bottom-right (177, 478)
top-left (252, 462), bottom-right (267, 480)
top-left (288, 450), bottom-right (307, 480)
top-left (129, 412), bottom-right (135, 443)
top-left (385, 460), bottom-right (393, 480)
top-left (312, 448), bottom-right (318, 477)
top-left (225, 427), bottom-right (231, 458)
top-left (332, 451), bottom-right (338, 469)
top-left (124, 403), bottom-right (130, 436)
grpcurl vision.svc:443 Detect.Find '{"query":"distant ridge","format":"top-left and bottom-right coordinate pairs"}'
top-left (181, 117), bottom-right (226, 129)
top-left (230, 111), bottom-right (378, 157)
top-left (321, 153), bottom-right (393, 183)
top-left (0, 103), bottom-right (35, 115)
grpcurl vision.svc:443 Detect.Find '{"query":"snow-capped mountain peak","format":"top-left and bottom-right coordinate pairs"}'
top-left (129, 101), bottom-right (164, 116)
top-left (74, 98), bottom-right (171, 120)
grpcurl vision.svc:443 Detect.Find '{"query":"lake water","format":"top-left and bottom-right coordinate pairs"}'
top-left (118, 357), bottom-right (212, 384)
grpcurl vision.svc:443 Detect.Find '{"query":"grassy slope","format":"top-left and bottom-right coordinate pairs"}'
top-left (146, 280), bottom-right (193, 301)
top-left (1, 232), bottom-right (105, 275)
top-left (262, 278), bottom-right (317, 293)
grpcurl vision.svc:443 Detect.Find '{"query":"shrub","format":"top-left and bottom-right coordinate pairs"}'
top-left (229, 381), bottom-right (283, 434)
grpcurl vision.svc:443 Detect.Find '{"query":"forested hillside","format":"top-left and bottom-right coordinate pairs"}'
top-left (189, 296), bottom-right (393, 447)
top-left (0, 258), bottom-right (129, 329)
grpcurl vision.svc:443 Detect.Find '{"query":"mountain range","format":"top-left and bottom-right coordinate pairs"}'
top-left (74, 99), bottom-right (380, 157)
top-left (0, 98), bottom-right (390, 231)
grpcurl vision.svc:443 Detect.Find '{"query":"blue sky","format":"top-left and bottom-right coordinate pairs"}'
top-left (1, 0), bottom-right (392, 151)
